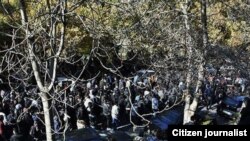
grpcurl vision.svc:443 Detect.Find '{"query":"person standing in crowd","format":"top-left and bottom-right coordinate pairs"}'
top-left (0, 115), bottom-right (6, 141)
top-left (9, 127), bottom-right (24, 141)
top-left (76, 103), bottom-right (89, 129)
top-left (204, 83), bottom-right (213, 109)
top-left (118, 78), bottom-right (125, 91)
top-left (87, 81), bottom-right (92, 91)
top-left (126, 78), bottom-right (131, 88)
top-left (17, 108), bottom-right (33, 136)
top-left (88, 102), bottom-right (97, 129)
top-left (53, 116), bottom-right (60, 133)
top-left (151, 94), bottom-right (159, 115)
top-left (30, 121), bottom-right (41, 141)
top-left (102, 99), bottom-right (112, 130)
top-left (111, 103), bottom-right (119, 131)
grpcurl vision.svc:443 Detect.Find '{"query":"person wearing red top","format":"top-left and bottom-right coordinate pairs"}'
top-left (0, 115), bottom-right (6, 141)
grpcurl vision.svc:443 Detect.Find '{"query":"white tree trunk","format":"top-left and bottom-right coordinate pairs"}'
top-left (184, 63), bottom-right (204, 124)
top-left (183, 91), bottom-right (191, 124)
top-left (183, 0), bottom-right (208, 124)
top-left (181, 0), bottom-right (194, 124)
top-left (181, 0), bottom-right (193, 91)
top-left (41, 93), bottom-right (53, 141)
top-left (19, 1), bottom-right (60, 140)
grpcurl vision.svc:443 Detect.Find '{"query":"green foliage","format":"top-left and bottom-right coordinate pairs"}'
top-left (1, 0), bottom-right (250, 55)
top-left (208, 0), bottom-right (250, 47)
top-left (77, 36), bottom-right (93, 55)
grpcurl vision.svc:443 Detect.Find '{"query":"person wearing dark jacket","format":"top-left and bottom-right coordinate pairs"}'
top-left (10, 126), bottom-right (33, 141)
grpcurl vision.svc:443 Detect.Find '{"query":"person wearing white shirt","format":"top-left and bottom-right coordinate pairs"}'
top-left (87, 81), bottom-right (91, 89)
top-left (111, 104), bottom-right (119, 130)
top-left (84, 96), bottom-right (92, 112)
top-left (126, 79), bottom-right (131, 88)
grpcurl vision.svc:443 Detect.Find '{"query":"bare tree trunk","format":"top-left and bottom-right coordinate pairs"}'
top-left (41, 93), bottom-right (53, 141)
top-left (181, 0), bottom-right (194, 124)
top-left (183, 0), bottom-right (209, 124)
top-left (183, 1), bottom-right (193, 92)
top-left (194, 0), bottom-right (208, 93)
top-left (189, 0), bottom-right (209, 120)
top-left (19, 1), bottom-right (62, 140)
top-left (183, 90), bottom-right (192, 124)
top-left (201, 0), bottom-right (208, 49)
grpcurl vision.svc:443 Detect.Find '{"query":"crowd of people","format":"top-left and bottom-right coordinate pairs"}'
top-left (200, 69), bottom-right (247, 110)
top-left (0, 66), bottom-right (248, 141)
